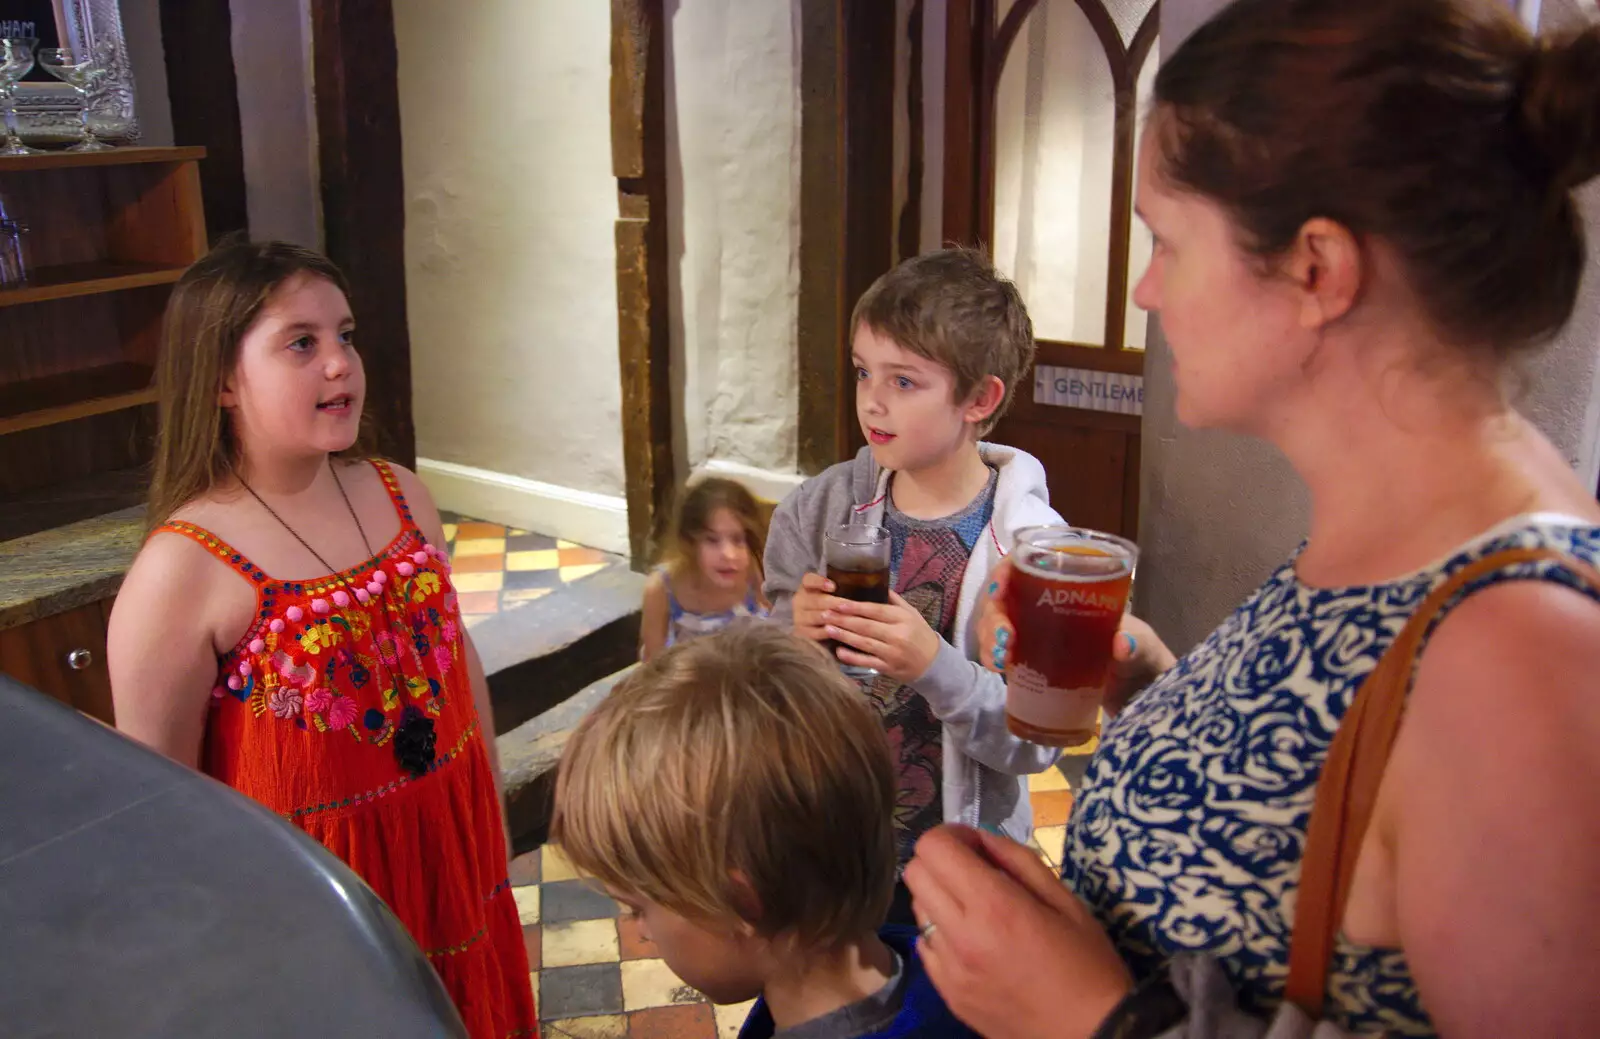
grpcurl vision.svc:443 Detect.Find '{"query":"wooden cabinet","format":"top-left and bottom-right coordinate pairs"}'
top-left (0, 147), bottom-right (207, 542)
top-left (0, 600), bottom-right (116, 724)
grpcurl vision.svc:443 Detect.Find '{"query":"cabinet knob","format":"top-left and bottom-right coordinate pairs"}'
top-left (66, 648), bottom-right (93, 671)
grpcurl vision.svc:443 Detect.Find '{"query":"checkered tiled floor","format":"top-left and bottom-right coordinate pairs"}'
top-left (515, 757), bottom-right (1090, 1037)
top-left (440, 514), bottom-right (626, 629)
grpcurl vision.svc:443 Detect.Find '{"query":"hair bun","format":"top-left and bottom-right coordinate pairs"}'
top-left (1520, 24), bottom-right (1600, 192)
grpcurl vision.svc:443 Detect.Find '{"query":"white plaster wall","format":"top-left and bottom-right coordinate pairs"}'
top-left (120, 0), bottom-right (173, 147)
top-left (667, 0), bottom-right (801, 478)
top-left (231, 0), bottom-right (320, 247)
top-left (395, 1), bottom-right (624, 501)
top-left (1137, 0), bottom-right (1600, 653)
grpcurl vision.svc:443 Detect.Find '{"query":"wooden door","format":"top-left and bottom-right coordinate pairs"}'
top-left (943, 0), bottom-right (1159, 540)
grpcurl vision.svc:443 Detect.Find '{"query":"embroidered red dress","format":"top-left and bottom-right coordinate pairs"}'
top-left (156, 461), bottom-right (536, 1038)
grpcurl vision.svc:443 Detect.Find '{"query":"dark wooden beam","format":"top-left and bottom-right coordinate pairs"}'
top-left (309, 0), bottom-right (415, 468)
top-left (797, 0), bottom-right (900, 472)
top-left (159, 0), bottom-right (248, 242)
top-left (842, 0), bottom-right (898, 460)
top-left (797, 0), bottom-right (848, 474)
top-left (896, 0), bottom-right (926, 265)
top-left (611, 0), bottom-right (674, 569)
top-left (941, 0), bottom-right (980, 247)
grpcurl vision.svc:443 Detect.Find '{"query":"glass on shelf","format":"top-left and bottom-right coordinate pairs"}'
top-left (0, 38), bottom-right (40, 156)
top-left (37, 42), bottom-right (116, 153)
top-left (0, 213), bottom-right (27, 286)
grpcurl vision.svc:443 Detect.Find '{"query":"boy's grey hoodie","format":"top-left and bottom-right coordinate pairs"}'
top-left (764, 443), bottom-right (1062, 842)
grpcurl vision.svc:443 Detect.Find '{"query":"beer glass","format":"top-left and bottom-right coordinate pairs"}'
top-left (1005, 525), bottom-right (1138, 747)
top-left (823, 522), bottom-right (891, 679)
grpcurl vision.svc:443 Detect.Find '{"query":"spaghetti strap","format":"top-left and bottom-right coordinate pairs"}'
top-left (657, 567), bottom-right (684, 619)
top-left (366, 459), bottom-right (418, 533)
top-left (153, 520), bottom-right (272, 587)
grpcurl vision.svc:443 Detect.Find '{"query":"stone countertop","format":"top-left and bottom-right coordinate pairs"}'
top-left (0, 508), bottom-right (146, 632)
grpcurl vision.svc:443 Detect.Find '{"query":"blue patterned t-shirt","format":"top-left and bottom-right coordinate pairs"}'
top-left (1061, 516), bottom-right (1600, 1036)
top-left (870, 468), bottom-right (998, 865)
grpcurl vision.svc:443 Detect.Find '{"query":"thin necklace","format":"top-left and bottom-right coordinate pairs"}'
top-left (237, 458), bottom-right (374, 572)
top-left (235, 458), bottom-right (437, 777)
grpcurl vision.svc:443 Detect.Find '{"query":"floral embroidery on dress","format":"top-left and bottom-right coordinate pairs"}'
top-left (162, 464), bottom-right (464, 751)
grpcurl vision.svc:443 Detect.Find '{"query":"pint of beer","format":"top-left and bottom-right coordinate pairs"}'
top-left (823, 523), bottom-right (891, 678)
top-left (1004, 526), bottom-right (1138, 747)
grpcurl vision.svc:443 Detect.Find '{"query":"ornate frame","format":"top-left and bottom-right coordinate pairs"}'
top-left (12, 0), bottom-right (138, 143)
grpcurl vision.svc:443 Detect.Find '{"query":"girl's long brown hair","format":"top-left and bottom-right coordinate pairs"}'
top-left (146, 238), bottom-right (368, 532)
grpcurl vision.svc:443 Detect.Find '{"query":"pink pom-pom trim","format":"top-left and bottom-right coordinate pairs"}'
top-left (227, 675), bottom-right (243, 691)
top-left (332, 590), bottom-right (351, 608)
top-left (373, 570), bottom-right (388, 585)
top-left (248, 638), bottom-right (266, 655)
top-left (366, 581), bottom-right (383, 596)
top-left (411, 550), bottom-right (427, 565)
top-left (286, 606), bottom-right (304, 623)
top-left (269, 619), bottom-right (285, 634)
top-left (237, 660), bottom-right (252, 676)
top-left (312, 598), bottom-right (330, 615)
top-left (397, 562), bottom-right (415, 577)
top-left (355, 588), bottom-right (370, 604)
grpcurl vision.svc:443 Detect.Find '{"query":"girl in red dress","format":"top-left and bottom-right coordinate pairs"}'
top-left (109, 239), bottom-right (536, 1038)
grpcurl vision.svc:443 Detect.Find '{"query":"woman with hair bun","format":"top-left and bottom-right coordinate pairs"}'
top-left (903, 2), bottom-right (1600, 1037)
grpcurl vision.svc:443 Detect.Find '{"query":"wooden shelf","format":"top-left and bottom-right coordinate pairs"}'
top-left (0, 145), bottom-right (202, 530)
top-left (0, 465), bottom-right (147, 543)
top-left (0, 146), bottom-right (206, 172)
top-left (0, 362), bottom-right (156, 435)
top-left (0, 262), bottom-right (188, 308)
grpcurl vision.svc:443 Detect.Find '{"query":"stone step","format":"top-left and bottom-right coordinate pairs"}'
top-left (471, 565), bottom-right (645, 738)
top-left (497, 666), bottom-right (634, 851)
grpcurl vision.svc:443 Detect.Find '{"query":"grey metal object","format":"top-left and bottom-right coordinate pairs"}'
top-left (64, 647), bottom-right (91, 670)
top-left (0, 675), bottom-right (467, 1038)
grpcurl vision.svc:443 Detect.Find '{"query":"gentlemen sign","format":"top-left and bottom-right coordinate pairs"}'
top-left (1033, 365), bottom-right (1144, 416)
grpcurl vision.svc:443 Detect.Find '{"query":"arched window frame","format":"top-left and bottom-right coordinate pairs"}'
top-left (949, 0), bottom-right (1159, 371)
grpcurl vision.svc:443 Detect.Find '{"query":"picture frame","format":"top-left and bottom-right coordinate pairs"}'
top-left (3, 0), bottom-right (138, 144)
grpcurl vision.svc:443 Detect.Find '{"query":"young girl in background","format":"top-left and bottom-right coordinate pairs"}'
top-left (107, 240), bottom-right (536, 1038)
top-left (640, 477), bottom-right (769, 660)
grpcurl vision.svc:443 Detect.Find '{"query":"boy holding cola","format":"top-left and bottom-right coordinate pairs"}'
top-left (764, 247), bottom-right (1063, 924)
